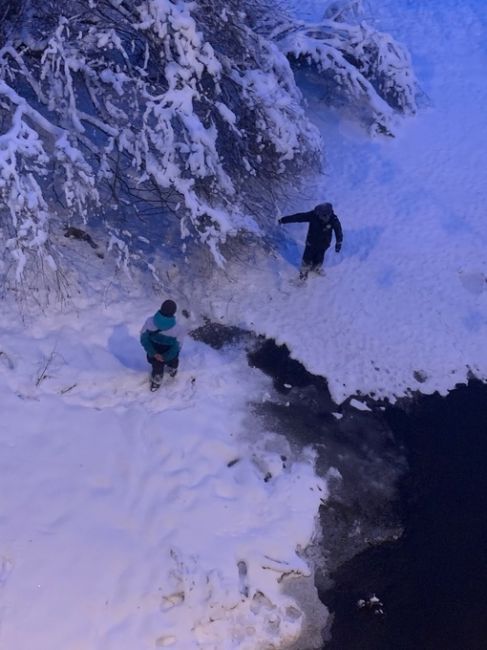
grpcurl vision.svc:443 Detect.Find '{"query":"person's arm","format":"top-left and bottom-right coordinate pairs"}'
top-left (140, 330), bottom-right (156, 357)
top-left (160, 337), bottom-right (180, 361)
top-left (279, 211), bottom-right (313, 224)
top-left (165, 338), bottom-right (181, 361)
top-left (151, 332), bottom-right (180, 361)
top-left (332, 214), bottom-right (343, 251)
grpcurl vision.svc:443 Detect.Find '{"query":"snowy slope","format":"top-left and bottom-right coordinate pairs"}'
top-left (0, 299), bottom-right (327, 649)
top-left (207, 0), bottom-right (487, 403)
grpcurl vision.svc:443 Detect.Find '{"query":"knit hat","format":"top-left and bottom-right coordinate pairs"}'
top-left (160, 299), bottom-right (177, 317)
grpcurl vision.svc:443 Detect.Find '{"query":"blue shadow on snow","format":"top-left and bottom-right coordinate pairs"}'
top-left (108, 323), bottom-right (147, 371)
top-left (326, 226), bottom-right (385, 268)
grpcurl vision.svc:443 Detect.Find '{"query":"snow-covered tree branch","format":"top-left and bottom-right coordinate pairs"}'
top-left (0, 0), bottom-right (417, 290)
top-left (266, 0), bottom-right (417, 135)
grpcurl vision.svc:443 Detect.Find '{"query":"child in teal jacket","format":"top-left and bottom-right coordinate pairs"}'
top-left (140, 299), bottom-right (184, 390)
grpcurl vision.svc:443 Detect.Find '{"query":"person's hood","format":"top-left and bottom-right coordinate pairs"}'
top-left (153, 312), bottom-right (176, 330)
top-left (315, 203), bottom-right (333, 220)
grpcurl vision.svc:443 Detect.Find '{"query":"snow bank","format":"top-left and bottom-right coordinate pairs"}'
top-left (0, 299), bottom-right (327, 649)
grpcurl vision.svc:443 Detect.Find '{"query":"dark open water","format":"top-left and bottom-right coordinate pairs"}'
top-left (194, 324), bottom-right (487, 649)
top-left (322, 379), bottom-right (487, 650)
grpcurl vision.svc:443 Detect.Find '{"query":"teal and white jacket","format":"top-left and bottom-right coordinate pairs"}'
top-left (140, 311), bottom-right (184, 361)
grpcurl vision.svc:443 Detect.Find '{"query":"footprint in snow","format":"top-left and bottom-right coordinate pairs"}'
top-left (238, 560), bottom-right (249, 597)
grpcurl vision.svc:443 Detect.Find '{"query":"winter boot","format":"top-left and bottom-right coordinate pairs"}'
top-left (150, 374), bottom-right (163, 391)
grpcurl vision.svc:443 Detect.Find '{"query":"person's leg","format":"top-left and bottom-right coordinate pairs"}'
top-left (300, 245), bottom-right (314, 279)
top-left (310, 247), bottom-right (326, 274)
top-left (166, 356), bottom-right (179, 378)
top-left (147, 355), bottom-right (165, 384)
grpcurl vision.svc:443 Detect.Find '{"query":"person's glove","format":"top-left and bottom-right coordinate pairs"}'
top-left (335, 242), bottom-right (342, 253)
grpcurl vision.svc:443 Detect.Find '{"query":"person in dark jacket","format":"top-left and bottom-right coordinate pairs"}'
top-left (140, 299), bottom-right (185, 391)
top-left (279, 202), bottom-right (343, 278)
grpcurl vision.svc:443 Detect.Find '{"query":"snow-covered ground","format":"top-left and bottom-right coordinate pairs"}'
top-left (208, 0), bottom-right (487, 403)
top-left (0, 299), bottom-right (327, 649)
top-left (2, 1), bottom-right (487, 648)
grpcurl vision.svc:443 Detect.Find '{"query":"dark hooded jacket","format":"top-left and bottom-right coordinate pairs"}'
top-left (280, 203), bottom-right (343, 253)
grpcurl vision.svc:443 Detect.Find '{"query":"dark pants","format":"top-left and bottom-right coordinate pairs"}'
top-left (301, 244), bottom-right (328, 277)
top-left (147, 355), bottom-right (179, 381)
